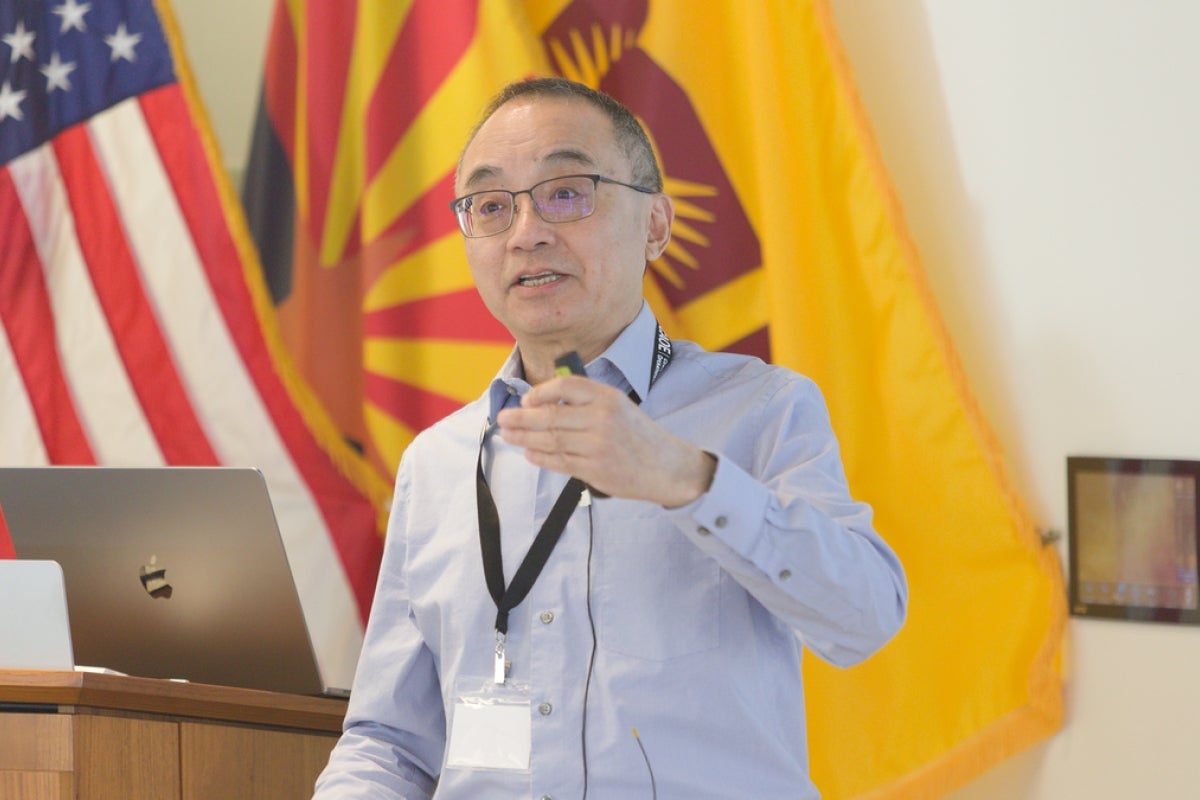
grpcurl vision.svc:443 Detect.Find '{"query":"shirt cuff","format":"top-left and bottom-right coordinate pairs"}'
top-left (668, 452), bottom-right (770, 561)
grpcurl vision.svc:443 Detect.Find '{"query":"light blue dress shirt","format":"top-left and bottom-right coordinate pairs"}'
top-left (314, 302), bottom-right (907, 799)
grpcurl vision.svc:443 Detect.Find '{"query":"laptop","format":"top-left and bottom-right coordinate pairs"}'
top-left (0, 560), bottom-right (75, 670)
top-left (0, 466), bottom-right (347, 697)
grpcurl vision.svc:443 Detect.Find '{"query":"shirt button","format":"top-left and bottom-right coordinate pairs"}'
top-left (540, 611), bottom-right (554, 624)
top-left (506, 385), bottom-right (518, 395)
top-left (541, 796), bottom-right (553, 800)
top-left (538, 702), bottom-right (553, 716)
top-left (715, 515), bottom-right (728, 528)
top-left (779, 569), bottom-right (793, 581)
top-left (697, 526), bottom-right (711, 536)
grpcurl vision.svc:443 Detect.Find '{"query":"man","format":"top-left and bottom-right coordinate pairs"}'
top-left (314, 77), bottom-right (907, 799)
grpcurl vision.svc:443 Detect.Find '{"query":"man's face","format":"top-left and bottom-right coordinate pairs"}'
top-left (455, 97), bottom-right (672, 363)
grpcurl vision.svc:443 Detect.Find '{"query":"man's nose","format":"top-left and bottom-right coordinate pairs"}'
top-left (507, 196), bottom-right (553, 246)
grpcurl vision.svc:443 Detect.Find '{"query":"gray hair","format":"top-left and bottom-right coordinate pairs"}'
top-left (459, 77), bottom-right (662, 192)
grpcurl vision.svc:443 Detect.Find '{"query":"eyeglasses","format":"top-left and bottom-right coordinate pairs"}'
top-left (449, 173), bottom-right (656, 238)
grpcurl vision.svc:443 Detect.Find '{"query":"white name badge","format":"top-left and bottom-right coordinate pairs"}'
top-left (445, 678), bottom-right (531, 772)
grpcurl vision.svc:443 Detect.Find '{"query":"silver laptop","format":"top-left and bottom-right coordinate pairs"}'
top-left (0, 560), bottom-right (75, 670)
top-left (0, 466), bottom-right (345, 697)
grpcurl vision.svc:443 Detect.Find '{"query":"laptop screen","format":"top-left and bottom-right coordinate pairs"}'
top-left (0, 466), bottom-right (334, 696)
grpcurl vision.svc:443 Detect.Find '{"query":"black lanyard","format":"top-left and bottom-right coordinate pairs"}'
top-left (476, 325), bottom-right (672, 681)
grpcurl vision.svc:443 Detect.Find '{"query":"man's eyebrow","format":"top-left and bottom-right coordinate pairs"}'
top-left (462, 165), bottom-right (502, 190)
top-left (461, 149), bottom-right (600, 191)
top-left (542, 148), bottom-right (597, 170)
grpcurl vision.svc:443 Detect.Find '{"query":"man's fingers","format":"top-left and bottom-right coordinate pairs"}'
top-left (497, 377), bottom-right (624, 436)
top-left (519, 375), bottom-right (601, 408)
top-left (496, 403), bottom-right (589, 439)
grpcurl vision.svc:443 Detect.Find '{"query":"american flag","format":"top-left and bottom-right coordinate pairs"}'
top-left (0, 0), bottom-right (384, 690)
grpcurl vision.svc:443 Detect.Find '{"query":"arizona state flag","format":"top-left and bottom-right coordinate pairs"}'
top-left (244, 0), bottom-right (1066, 796)
top-left (243, 0), bottom-right (549, 481)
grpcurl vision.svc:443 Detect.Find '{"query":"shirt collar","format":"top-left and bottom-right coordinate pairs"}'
top-left (486, 301), bottom-right (658, 420)
top-left (591, 300), bottom-right (657, 403)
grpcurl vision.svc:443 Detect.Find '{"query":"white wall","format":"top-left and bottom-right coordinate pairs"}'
top-left (177, 1), bottom-right (1200, 796)
top-left (169, 0), bottom-right (273, 180)
top-left (829, 2), bottom-right (1200, 798)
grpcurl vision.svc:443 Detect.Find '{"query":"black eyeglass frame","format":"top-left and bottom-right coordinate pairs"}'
top-left (449, 173), bottom-right (657, 238)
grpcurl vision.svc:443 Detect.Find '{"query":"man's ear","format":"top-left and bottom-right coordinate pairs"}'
top-left (645, 192), bottom-right (674, 262)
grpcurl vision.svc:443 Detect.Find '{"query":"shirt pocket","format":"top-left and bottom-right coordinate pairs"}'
top-left (596, 518), bottom-right (721, 661)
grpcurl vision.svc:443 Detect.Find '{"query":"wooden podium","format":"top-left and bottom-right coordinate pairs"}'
top-left (0, 669), bottom-right (347, 799)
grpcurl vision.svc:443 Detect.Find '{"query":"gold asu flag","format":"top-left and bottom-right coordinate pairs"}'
top-left (526, 1), bottom-right (1067, 796)
top-left (243, 0), bottom-right (1066, 796)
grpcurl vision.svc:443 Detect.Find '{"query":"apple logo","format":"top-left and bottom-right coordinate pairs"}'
top-left (139, 555), bottom-right (173, 599)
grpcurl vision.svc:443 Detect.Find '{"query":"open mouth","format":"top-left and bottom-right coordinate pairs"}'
top-left (516, 271), bottom-right (561, 288)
